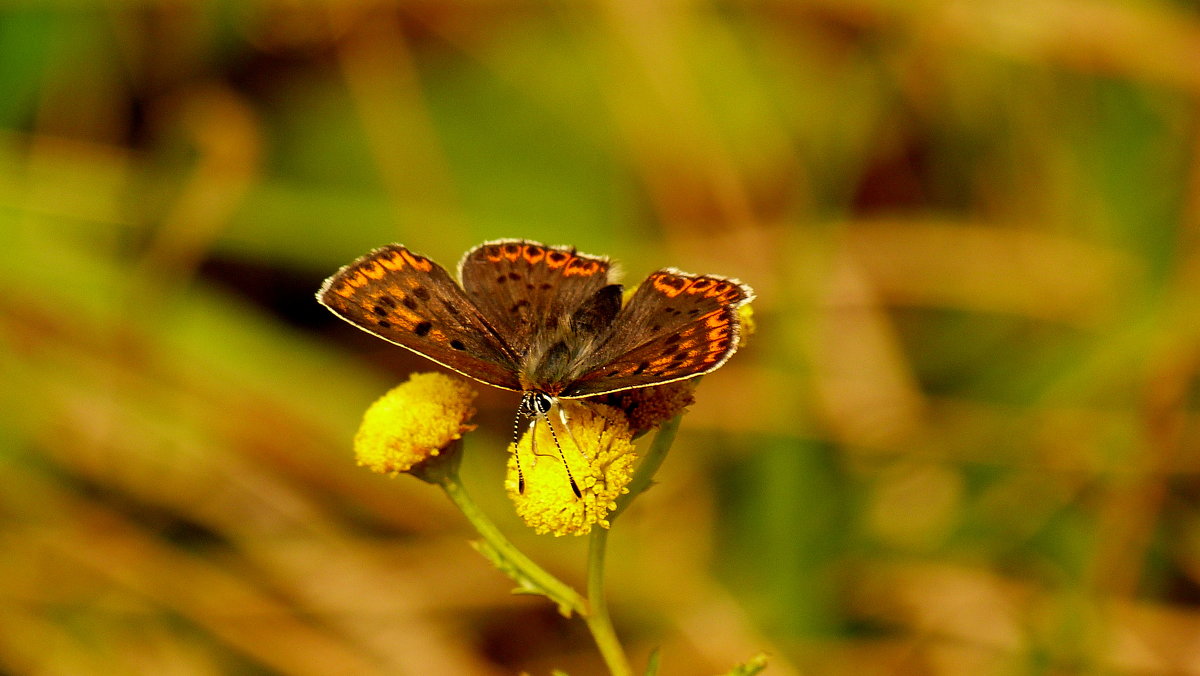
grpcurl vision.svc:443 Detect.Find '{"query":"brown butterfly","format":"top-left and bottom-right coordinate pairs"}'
top-left (318, 239), bottom-right (753, 493)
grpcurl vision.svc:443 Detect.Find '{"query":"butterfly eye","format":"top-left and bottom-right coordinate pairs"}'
top-left (531, 392), bottom-right (554, 415)
top-left (519, 391), bottom-right (555, 417)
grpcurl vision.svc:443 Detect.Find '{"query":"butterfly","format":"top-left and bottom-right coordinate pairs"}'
top-left (318, 239), bottom-right (754, 494)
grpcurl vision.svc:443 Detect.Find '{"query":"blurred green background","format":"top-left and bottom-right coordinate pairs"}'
top-left (4, 2), bottom-right (1200, 674)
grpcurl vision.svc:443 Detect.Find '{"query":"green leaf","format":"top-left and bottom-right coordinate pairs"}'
top-left (722, 653), bottom-right (769, 676)
top-left (643, 647), bottom-right (662, 676)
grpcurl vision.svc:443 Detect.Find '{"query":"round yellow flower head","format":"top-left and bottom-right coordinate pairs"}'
top-left (354, 372), bottom-right (478, 482)
top-left (505, 404), bottom-right (637, 536)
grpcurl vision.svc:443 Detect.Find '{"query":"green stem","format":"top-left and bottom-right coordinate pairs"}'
top-left (439, 471), bottom-right (586, 617)
top-left (586, 526), bottom-right (633, 676)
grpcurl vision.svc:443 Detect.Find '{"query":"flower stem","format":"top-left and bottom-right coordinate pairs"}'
top-left (581, 414), bottom-right (684, 676)
top-left (438, 470), bottom-right (586, 617)
top-left (586, 526), bottom-right (633, 676)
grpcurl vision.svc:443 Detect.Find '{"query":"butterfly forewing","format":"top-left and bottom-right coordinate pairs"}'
top-left (561, 270), bottom-right (753, 397)
top-left (318, 244), bottom-right (523, 390)
top-left (459, 240), bottom-right (612, 354)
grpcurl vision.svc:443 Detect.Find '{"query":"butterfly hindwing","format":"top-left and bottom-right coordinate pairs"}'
top-left (318, 244), bottom-right (523, 390)
top-left (561, 269), bottom-right (754, 397)
top-left (459, 240), bottom-right (613, 354)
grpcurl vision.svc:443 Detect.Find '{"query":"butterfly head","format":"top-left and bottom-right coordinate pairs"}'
top-left (519, 390), bottom-right (556, 418)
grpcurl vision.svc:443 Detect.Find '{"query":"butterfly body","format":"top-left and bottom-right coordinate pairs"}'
top-left (318, 239), bottom-right (753, 403)
top-left (514, 285), bottom-right (624, 398)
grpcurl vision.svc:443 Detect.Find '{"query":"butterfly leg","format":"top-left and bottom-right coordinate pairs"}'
top-left (555, 402), bottom-right (591, 460)
top-left (527, 419), bottom-right (541, 466)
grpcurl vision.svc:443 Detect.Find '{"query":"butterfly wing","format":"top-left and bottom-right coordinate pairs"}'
top-left (560, 269), bottom-right (754, 398)
top-left (318, 244), bottom-right (523, 390)
top-left (458, 239), bottom-right (613, 354)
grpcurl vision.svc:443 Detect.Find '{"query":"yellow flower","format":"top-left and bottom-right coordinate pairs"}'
top-left (738, 303), bottom-right (756, 345)
top-left (354, 372), bottom-right (477, 481)
top-left (506, 404), bottom-right (637, 536)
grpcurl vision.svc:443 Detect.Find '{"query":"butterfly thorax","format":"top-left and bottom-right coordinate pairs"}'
top-left (518, 322), bottom-right (610, 396)
top-left (515, 281), bottom-right (625, 395)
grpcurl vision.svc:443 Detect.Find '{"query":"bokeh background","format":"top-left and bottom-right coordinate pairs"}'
top-left (4, 2), bottom-right (1200, 674)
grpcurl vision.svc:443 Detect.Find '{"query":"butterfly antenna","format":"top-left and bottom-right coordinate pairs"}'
top-left (545, 417), bottom-right (583, 499)
top-left (510, 406), bottom-right (527, 494)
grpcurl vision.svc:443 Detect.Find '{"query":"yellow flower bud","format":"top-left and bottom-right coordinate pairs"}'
top-left (354, 373), bottom-right (477, 480)
top-left (737, 303), bottom-right (756, 346)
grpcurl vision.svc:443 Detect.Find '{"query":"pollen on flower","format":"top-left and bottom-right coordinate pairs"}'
top-left (505, 404), bottom-right (637, 536)
top-left (354, 372), bottom-right (477, 477)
